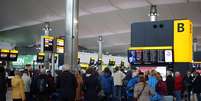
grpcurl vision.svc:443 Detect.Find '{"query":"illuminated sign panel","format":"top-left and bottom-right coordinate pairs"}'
top-left (37, 52), bottom-right (45, 63)
top-left (41, 36), bottom-right (54, 52)
top-left (174, 20), bottom-right (192, 62)
top-left (56, 38), bottom-right (64, 54)
top-left (0, 49), bottom-right (19, 61)
top-left (9, 50), bottom-right (18, 61)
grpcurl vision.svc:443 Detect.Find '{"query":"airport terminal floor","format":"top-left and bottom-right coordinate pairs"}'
top-left (1, 0), bottom-right (201, 101)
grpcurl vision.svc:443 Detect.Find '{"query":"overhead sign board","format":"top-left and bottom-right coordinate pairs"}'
top-left (174, 20), bottom-right (192, 62)
top-left (37, 52), bottom-right (45, 63)
top-left (56, 38), bottom-right (64, 54)
top-left (41, 35), bottom-right (54, 52)
top-left (9, 50), bottom-right (18, 61)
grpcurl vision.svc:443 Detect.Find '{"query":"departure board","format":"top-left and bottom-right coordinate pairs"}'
top-left (150, 50), bottom-right (157, 63)
top-left (143, 50), bottom-right (150, 64)
top-left (9, 50), bottom-right (18, 61)
top-left (37, 52), bottom-right (45, 63)
top-left (42, 36), bottom-right (54, 52)
top-left (157, 50), bottom-right (165, 63)
top-left (56, 38), bottom-right (64, 54)
top-left (135, 50), bottom-right (143, 64)
top-left (0, 49), bottom-right (9, 61)
top-left (128, 49), bottom-right (172, 65)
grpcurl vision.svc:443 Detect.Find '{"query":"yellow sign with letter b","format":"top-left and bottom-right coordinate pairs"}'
top-left (174, 20), bottom-right (192, 62)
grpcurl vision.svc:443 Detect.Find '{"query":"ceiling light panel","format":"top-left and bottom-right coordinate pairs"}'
top-left (148, 0), bottom-right (186, 5)
top-left (110, 0), bottom-right (149, 9)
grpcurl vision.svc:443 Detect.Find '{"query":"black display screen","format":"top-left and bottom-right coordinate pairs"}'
top-left (157, 50), bottom-right (165, 63)
top-left (0, 52), bottom-right (9, 61)
top-left (128, 49), bottom-right (172, 65)
top-left (143, 50), bottom-right (150, 64)
top-left (56, 39), bottom-right (64, 54)
top-left (43, 37), bottom-right (54, 52)
top-left (37, 53), bottom-right (45, 63)
top-left (150, 50), bottom-right (157, 63)
top-left (9, 53), bottom-right (18, 61)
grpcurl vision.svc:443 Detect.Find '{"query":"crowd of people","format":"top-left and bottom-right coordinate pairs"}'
top-left (1, 65), bottom-right (201, 101)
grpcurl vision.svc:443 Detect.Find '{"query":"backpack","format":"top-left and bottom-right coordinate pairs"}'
top-left (156, 80), bottom-right (167, 95)
top-left (37, 76), bottom-right (47, 93)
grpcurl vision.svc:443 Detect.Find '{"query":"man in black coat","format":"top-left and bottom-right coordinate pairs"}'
top-left (59, 69), bottom-right (77, 101)
top-left (166, 74), bottom-right (174, 96)
top-left (184, 71), bottom-right (193, 101)
top-left (193, 72), bottom-right (201, 101)
top-left (0, 66), bottom-right (7, 101)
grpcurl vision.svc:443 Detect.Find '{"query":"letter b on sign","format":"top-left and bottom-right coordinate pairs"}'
top-left (178, 23), bottom-right (184, 32)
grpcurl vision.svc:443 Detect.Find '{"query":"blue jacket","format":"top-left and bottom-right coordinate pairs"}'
top-left (100, 73), bottom-right (113, 94)
top-left (126, 76), bottom-right (139, 97)
top-left (148, 76), bottom-right (158, 91)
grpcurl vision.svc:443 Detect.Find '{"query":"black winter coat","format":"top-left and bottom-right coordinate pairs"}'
top-left (193, 75), bottom-right (201, 94)
top-left (59, 71), bottom-right (77, 101)
top-left (0, 77), bottom-right (7, 101)
top-left (83, 74), bottom-right (101, 101)
top-left (166, 75), bottom-right (174, 95)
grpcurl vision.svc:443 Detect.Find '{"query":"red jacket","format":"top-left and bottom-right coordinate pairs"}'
top-left (174, 75), bottom-right (183, 91)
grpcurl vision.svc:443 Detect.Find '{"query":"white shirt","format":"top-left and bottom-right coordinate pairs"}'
top-left (113, 70), bottom-right (126, 86)
top-left (22, 74), bottom-right (31, 93)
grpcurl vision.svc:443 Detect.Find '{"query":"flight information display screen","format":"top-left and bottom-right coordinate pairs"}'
top-left (56, 38), bottom-right (64, 54)
top-left (42, 36), bottom-right (54, 52)
top-left (128, 49), bottom-right (173, 65)
top-left (0, 49), bottom-right (10, 61)
top-left (9, 50), bottom-right (18, 61)
top-left (37, 53), bottom-right (45, 63)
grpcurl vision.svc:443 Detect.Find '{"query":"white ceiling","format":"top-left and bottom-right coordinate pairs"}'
top-left (0, 0), bottom-right (201, 55)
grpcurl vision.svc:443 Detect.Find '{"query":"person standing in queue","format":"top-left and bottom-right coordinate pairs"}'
top-left (83, 67), bottom-right (101, 101)
top-left (183, 71), bottom-right (193, 101)
top-left (75, 71), bottom-right (84, 101)
top-left (174, 72), bottom-right (183, 101)
top-left (0, 66), bottom-right (7, 101)
top-left (113, 66), bottom-right (126, 101)
top-left (11, 70), bottom-right (25, 101)
top-left (166, 71), bottom-right (174, 96)
top-left (22, 70), bottom-right (31, 101)
top-left (126, 68), bottom-right (139, 101)
top-left (192, 72), bottom-right (201, 101)
top-left (134, 75), bottom-right (154, 101)
top-left (47, 71), bottom-right (55, 98)
top-left (36, 69), bottom-right (48, 101)
top-left (58, 65), bottom-right (77, 101)
top-left (100, 67), bottom-right (113, 101)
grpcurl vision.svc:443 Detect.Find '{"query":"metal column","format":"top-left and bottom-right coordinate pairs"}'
top-left (64, 0), bottom-right (79, 70)
top-left (98, 36), bottom-right (103, 71)
top-left (42, 22), bottom-right (52, 70)
top-left (51, 54), bottom-right (55, 76)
